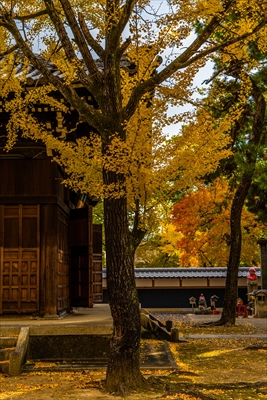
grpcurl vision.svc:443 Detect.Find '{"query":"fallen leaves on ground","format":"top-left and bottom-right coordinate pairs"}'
top-left (0, 317), bottom-right (267, 399)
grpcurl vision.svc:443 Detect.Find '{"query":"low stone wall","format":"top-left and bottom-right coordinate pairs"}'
top-left (27, 334), bottom-right (111, 361)
top-left (9, 327), bottom-right (30, 377)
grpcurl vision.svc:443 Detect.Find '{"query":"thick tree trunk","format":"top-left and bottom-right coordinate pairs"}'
top-left (103, 170), bottom-right (146, 394)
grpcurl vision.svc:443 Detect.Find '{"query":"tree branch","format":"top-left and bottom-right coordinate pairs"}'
top-left (130, 198), bottom-right (146, 253)
top-left (249, 77), bottom-right (266, 146)
top-left (123, 16), bottom-right (267, 121)
top-left (116, 0), bottom-right (137, 43)
top-left (118, 36), bottom-right (131, 59)
top-left (42, 0), bottom-right (79, 64)
top-left (78, 12), bottom-right (105, 60)
top-left (43, 0), bottom-right (92, 89)
top-left (104, 0), bottom-right (137, 55)
top-left (58, 0), bottom-right (102, 81)
top-left (0, 44), bottom-right (18, 58)
top-left (15, 9), bottom-right (48, 21)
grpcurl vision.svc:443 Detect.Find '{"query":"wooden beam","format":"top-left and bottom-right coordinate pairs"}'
top-left (40, 204), bottom-right (58, 317)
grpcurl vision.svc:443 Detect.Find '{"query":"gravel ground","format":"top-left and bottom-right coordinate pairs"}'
top-left (150, 312), bottom-right (192, 324)
top-left (151, 311), bottom-right (267, 331)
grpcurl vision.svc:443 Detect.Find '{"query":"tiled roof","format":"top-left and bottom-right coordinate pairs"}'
top-left (250, 289), bottom-right (267, 295)
top-left (14, 54), bottom-right (137, 85)
top-left (102, 267), bottom-right (261, 279)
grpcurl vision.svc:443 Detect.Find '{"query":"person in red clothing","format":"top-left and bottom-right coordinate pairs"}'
top-left (198, 293), bottom-right (207, 309)
top-left (247, 267), bottom-right (257, 281)
top-left (247, 267), bottom-right (258, 304)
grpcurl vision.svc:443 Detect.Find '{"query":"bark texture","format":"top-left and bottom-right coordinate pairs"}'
top-left (220, 176), bottom-right (252, 325)
top-left (219, 78), bottom-right (266, 325)
top-left (103, 170), bottom-right (146, 394)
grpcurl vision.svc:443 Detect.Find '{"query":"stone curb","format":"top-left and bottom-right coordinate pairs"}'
top-left (29, 325), bottom-right (113, 336)
top-left (163, 341), bottom-right (179, 369)
top-left (9, 327), bottom-right (29, 377)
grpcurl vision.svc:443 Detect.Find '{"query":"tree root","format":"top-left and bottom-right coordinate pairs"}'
top-left (105, 374), bottom-right (148, 396)
top-left (146, 375), bottom-right (166, 390)
top-left (198, 319), bottom-right (235, 327)
top-left (245, 345), bottom-right (267, 350)
top-left (160, 388), bottom-right (216, 399)
top-left (189, 381), bottom-right (266, 390)
top-left (171, 370), bottom-right (199, 377)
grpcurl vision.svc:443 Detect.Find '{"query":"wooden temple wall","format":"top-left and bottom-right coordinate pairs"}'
top-left (0, 159), bottom-right (71, 316)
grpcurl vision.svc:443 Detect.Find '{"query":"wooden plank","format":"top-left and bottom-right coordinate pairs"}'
top-left (39, 205), bottom-right (46, 315)
top-left (41, 204), bottom-right (58, 317)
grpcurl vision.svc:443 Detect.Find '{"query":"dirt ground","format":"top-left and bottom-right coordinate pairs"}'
top-left (1, 317), bottom-right (267, 400)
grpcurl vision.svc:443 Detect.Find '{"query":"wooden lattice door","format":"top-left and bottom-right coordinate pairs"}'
top-left (0, 205), bottom-right (40, 314)
top-left (92, 225), bottom-right (103, 303)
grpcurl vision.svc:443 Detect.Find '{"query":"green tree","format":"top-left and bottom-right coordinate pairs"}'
top-left (195, 64), bottom-right (266, 324)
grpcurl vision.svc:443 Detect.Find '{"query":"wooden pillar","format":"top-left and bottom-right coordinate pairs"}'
top-left (0, 205), bottom-right (3, 314)
top-left (40, 204), bottom-right (59, 317)
top-left (88, 205), bottom-right (94, 308)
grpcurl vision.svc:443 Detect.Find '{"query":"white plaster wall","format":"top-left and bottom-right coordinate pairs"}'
top-left (209, 278), bottom-right (226, 287)
top-left (136, 279), bottom-right (153, 287)
top-left (181, 278), bottom-right (207, 287)
top-left (154, 279), bottom-right (180, 287)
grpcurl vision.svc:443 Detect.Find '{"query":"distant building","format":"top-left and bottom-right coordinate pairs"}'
top-left (102, 267), bottom-right (261, 309)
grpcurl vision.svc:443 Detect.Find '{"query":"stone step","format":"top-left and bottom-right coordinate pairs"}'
top-left (0, 348), bottom-right (15, 361)
top-left (0, 337), bottom-right (18, 348)
top-left (0, 360), bottom-right (9, 374)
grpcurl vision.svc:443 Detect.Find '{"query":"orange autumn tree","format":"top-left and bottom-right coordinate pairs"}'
top-left (170, 178), bottom-right (263, 267)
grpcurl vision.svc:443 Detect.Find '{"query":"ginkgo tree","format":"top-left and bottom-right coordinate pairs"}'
top-left (0, 0), bottom-right (267, 393)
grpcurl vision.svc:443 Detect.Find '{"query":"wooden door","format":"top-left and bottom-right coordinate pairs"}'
top-left (57, 208), bottom-right (69, 312)
top-left (69, 207), bottom-right (102, 307)
top-left (0, 205), bottom-right (40, 314)
top-left (92, 225), bottom-right (103, 303)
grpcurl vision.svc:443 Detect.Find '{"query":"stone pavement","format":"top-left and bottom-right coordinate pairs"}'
top-left (22, 341), bottom-right (178, 372)
top-left (0, 304), bottom-right (113, 332)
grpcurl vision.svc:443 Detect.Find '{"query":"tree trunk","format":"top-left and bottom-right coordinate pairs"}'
top-left (103, 170), bottom-right (146, 394)
top-left (218, 77), bottom-right (265, 325)
top-left (219, 177), bottom-right (252, 325)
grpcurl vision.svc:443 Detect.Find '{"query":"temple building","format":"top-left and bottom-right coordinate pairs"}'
top-left (0, 78), bottom-right (103, 317)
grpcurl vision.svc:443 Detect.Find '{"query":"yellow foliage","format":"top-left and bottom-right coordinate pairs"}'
top-left (0, 0), bottom-right (266, 236)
